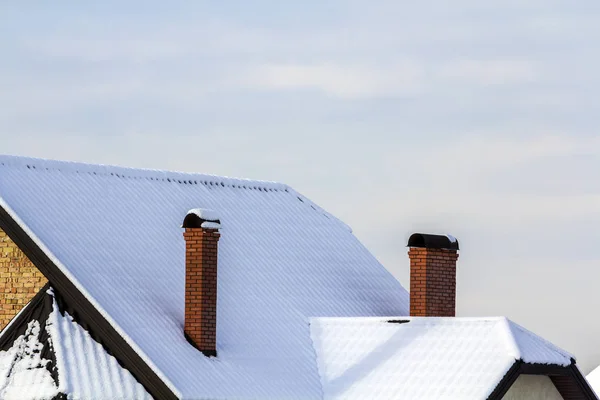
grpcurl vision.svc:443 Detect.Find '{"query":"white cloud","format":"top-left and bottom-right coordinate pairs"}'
top-left (438, 59), bottom-right (538, 86)
top-left (27, 38), bottom-right (188, 62)
top-left (241, 62), bottom-right (426, 99)
top-left (424, 133), bottom-right (600, 172)
top-left (322, 133), bottom-right (600, 233)
top-left (236, 58), bottom-right (544, 99)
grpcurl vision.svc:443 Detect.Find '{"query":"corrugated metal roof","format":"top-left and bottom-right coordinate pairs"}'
top-left (0, 288), bottom-right (150, 399)
top-left (309, 317), bottom-right (573, 400)
top-left (0, 155), bottom-right (409, 399)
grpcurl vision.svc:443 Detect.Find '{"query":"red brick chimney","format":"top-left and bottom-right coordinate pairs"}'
top-left (182, 209), bottom-right (221, 357)
top-left (407, 233), bottom-right (459, 317)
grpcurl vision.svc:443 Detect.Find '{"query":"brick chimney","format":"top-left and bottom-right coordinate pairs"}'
top-left (182, 208), bottom-right (221, 357)
top-left (407, 233), bottom-right (459, 317)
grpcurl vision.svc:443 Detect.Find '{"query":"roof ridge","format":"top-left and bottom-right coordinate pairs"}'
top-left (498, 317), bottom-right (522, 361)
top-left (0, 154), bottom-right (289, 191)
top-left (310, 316), bottom-right (513, 324)
top-left (505, 318), bottom-right (575, 361)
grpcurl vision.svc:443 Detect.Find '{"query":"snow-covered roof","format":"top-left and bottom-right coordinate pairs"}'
top-left (0, 320), bottom-right (58, 400)
top-left (588, 366), bottom-right (600, 394)
top-left (0, 155), bottom-right (409, 399)
top-left (0, 288), bottom-right (149, 399)
top-left (310, 317), bottom-right (573, 399)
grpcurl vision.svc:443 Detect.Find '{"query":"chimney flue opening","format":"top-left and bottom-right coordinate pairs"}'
top-left (407, 233), bottom-right (459, 251)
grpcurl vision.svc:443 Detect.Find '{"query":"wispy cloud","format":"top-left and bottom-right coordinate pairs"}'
top-left (438, 59), bottom-right (538, 86)
top-left (421, 133), bottom-right (600, 173)
top-left (242, 62), bottom-right (426, 99)
top-left (27, 38), bottom-right (188, 62)
top-left (234, 58), bottom-right (542, 99)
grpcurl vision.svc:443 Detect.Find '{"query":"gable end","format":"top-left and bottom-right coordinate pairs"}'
top-left (488, 360), bottom-right (598, 400)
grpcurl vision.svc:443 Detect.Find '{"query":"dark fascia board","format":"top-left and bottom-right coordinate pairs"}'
top-left (487, 359), bottom-right (523, 399)
top-left (488, 359), bottom-right (598, 400)
top-left (0, 205), bottom-right (178, 400)
top-left (520, 361), bottom-right (573, 376)
top-left (568, 363), bottom-right (600, 400)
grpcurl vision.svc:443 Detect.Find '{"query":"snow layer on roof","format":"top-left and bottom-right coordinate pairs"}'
top-left (45, 290), bottom-right (152, 399)
top-left (587, 365), bottom-right (600, 395)
top-left (310, 317), bottom-right (573, 400)
top-left (187, 208), bottom-right (220, 222)
top-left (0, 289), bottom-right (150, 400)
top-left (0, 320), bottom-right (59, 400)
top-left (0, 155), bottom-right (409, 399)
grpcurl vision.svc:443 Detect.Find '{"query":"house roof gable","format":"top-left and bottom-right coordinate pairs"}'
top-left (0, 285), bottom-right (151, 398)
top-left (309, 316), bottom-right (580, 399)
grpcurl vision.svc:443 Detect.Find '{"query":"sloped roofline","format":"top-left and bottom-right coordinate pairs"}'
top-left (0, 203), bottom-right (177, 400)
top-left (0, 153), bottom-right (287, 188)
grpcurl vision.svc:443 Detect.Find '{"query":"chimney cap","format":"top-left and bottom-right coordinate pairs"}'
top-left (183, 208), bottom-right (221, 229)
top-left (407, 233), bottom-right (459, 250)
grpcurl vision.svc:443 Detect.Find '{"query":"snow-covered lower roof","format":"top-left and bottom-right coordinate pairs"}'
top-left (0, 288), bottom-right (149, 399)
top-left (0, 155), bottom-right (409, 399)
top-left (587, 366), bottom-right (600, 395)
top-left (310, 316), bottom-right (573, 400)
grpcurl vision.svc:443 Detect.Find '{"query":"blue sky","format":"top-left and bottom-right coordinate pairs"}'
top-left (2, 1), bottom-right (600, 372)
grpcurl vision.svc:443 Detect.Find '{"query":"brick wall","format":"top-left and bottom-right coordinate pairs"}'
top-left (409, 247), bottom-right (458, 317)
top-left (0, 228), bottom-right (47, 329)
top-left (183, 227), bottom-right (219, 356)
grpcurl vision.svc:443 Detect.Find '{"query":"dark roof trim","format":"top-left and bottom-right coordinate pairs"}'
top-left (560, 362), bottom-right (599, 400)
top-left (407, 233), bottom-right (459, 251)
top-left (488, 359), bottom-right (598, 400)
top-left (488, 359), bottom-right (523, 399)
top-left (0, 205), bottom-right (178, 400)
top-left (520, 361), bottom-right (573, 376)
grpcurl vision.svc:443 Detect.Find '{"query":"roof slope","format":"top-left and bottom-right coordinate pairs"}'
top-left (309, 317), bottom-right (573, 400)
top-left (588, 366), bottom-right (600, 394)
top-left (0, 287), bottom-right (149, 399)
top-left (0, 155), bottom-right (409, 399)
top-left (45, 289), bottom-right (151, 399)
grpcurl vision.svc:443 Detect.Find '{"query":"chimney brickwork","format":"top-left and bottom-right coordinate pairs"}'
top-left (408, 234), bottom-right (459, 317)
top-left (183, 227), bottom-right (220, 357)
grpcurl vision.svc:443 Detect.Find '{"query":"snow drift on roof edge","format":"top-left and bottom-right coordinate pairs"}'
top-left (0, 154), bottom-right (350, 232)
